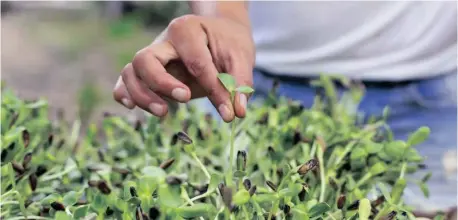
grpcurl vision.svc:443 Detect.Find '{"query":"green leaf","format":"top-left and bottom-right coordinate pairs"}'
top-left (41, 193), bottom-right (62, 205)
top-left (377, 182), bottom-right (392, 203)
top-left (177, 203), bottom-right (214, 219)
top-left (233, 189), bottom-right (251, 205)
top-left (291, 208), bottom-right (310, 220)
top-left (233, 170), bottom-right (246, 178)
top-left (404, 148), bottom-right (424, 162)
top-left (235, 86), bottom-right (254, 94)
top-left (422, 172), bottom-right (432, 183)
top-left (358, 198), bottom-right (371, 220)
top-left (208, 173), bottom-right (223, 192)
top-left (54, 211), bottom-right (72, 220)
top-left (365, 142), bottom-right (383, 154)
top-left (278, 183), bottom-right (303, 198)
top-left (419, 182), bottom-right (430, 198)
top-left (91, 193), bottom-right (105, 213)
top-left (73, 205), bottom-right (89, 219)
top-left (138, 176), bottom-right (157, 196)
top-left (141, 166), bottom-right (166, 180)
top-left (62, 191), bottom-right (80, 207)
top-left (127, 197), bottom-right (141, 206)
top-left (384, 140), bottom-right (407, 160)
top-left (350, 148), bottom-right (367, 161)
top-left (253, 193), bottom-right (278, 203)
top-left (308, 202), bottom-right (331, 218)
top-left (217, 73), bottom-right (236, 92)
top-left (158, 184), bottom-right (181, 208)
top-left (369, 162), bottom-right (387, 176)
top-left (407, 126), bottom-right (430, 147)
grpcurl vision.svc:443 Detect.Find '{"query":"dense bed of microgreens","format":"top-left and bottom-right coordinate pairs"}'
top-left (1, 75), bottom-right (433, 220)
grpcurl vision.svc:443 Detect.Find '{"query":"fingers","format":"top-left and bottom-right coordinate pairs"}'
top-left (168, 15), bottom-right (234, 122)
top-left (113, 76), bottom-right (136, 109)
top-left (132, 44), bottom-right (191, 103)
top-left (224, 51), bottom-right (254, 118)
top-left (121, 63), bottom-right (168, 117)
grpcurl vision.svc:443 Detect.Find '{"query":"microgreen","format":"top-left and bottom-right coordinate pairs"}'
top-left (0, 74), bottom-right (438, 219)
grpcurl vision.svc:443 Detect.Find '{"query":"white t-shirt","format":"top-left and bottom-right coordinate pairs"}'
top-left (248, 1), bottom-right (457, 81)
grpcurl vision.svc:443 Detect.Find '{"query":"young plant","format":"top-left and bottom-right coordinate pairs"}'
top-left (217, 73), bottom-right (254, 188)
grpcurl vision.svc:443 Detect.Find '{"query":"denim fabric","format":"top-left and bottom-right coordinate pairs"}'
top-left (193, 69), bottom-right (457, 211)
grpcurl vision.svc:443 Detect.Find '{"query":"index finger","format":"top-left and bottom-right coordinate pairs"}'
top-left (168, 16), bottom-right (234, 122)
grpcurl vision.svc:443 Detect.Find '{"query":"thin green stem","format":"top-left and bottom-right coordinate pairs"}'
top-left (40, 165), bottom-right (76, 181)
top-left (181, 186), bottom-right (205, 220)
top-left (227, 93), bottom-right (236, 187)
top-left (318, 146), bottom-right (326, 203)
top-left (9, 164), bottom-right (27, 219)
top-left (191, 152), bottom-right (211, 179)
top-left (5, 216), bottom-right (52, 220)
top-left (0, 201), bottom-right (19, 206)
top-left (400, 162), bottom-right (407, 178)
top-left (242, 205), bottom-right (250, 220)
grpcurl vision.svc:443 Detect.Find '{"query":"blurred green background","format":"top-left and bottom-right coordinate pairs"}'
top-left (1, 1), bottom-right (190, 124)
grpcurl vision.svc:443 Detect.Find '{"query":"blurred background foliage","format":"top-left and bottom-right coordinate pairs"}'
top-left (1, 1), bottom-right (189, 126)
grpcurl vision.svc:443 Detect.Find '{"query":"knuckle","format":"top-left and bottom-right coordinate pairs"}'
top-left (120, 64), bottom-right (131, 81)
top-left (131, 50), bottom-right (148, 72)
top-left (169, 15), bottom-right (196, 33)
top-left (185, 57), bottom-right (210, 78)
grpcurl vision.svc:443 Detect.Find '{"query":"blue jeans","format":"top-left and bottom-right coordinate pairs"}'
top-left (194, 69), bottom-right (457, 211)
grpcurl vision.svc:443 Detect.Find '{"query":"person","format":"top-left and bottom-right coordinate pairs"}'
top-left (112, 1), bottom-right (457, 213)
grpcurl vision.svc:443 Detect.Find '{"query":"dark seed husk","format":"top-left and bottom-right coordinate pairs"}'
top-left (386, 211), bottom-right (397, 220)
top-left (371, 195), bottom-right (385, 207)
top-left (105, 207), bottom-right (114, 216)
top-left (249, 185), bottom-right (257, 196)
top-left (176, 131), bottom-right (192, 144)
top-left (266, 180), bottom-right (277, 191)
top-left (97, 149), bottom-right (105, 162)
top-left (47, 134), bottom-right (54, 147)
top-left (282, 204), bottom-right (291, 214)
top-left (130, 186), bottom-right (138, 197)
top-left (347, 200), bottom-right (360, 210)
top-left (170, 134), bottom-right (178, 145)
top-left (218, 183), bottom-right (225, 195)
top-left (97, 181), bottom-right (112, 194)
top-left (136, 206), bottom-right (143, 220)
top-left (159, 158), bottom-right (175, 170)
top-left (51, 202), bottom-right (65, 211)
top-left (29, 173), bottom-right (37, 191)
top-left (142, 213), bottom-right (150, 220)
top-left (35, 165), bottom-right (47, 176)
top-left (56, 139), bottom-right (65, 149)
top-left (22, 130), bottom-right (30, 148)
top-left (337, 194), bottom-right (346, 209)
top-left (165, 176), bottom-right (182, 185)
top-left (236, 150), bottom-right (247, 171)
top-left (1, 149), bottom-right (8, 163)
top-left (221, 186), bottom-right (233, 209)
top-left (24, 199), bottom-right (33, 208)
top-left (22, 152), bottom-right (32, 168)
top-left (134, 120), bottom-right (142, 131)
top-left (12, 162), bottom-right (25, 174)
top-left (298, 183), bottom-right (308, 201)
top-left (243, 179), bottom-right (251, 191)
top-left (149, 207), bottom-right (160, 219)
top-left (298, 158), bottom-right (318, 175)
top-left (112, 167), bottom-right (130, 175)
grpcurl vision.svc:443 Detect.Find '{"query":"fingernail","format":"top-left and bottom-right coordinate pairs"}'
top-left (239, 94), bottom-right (247, 110)
top-left (121, 98), bottom-right (134, 109)
top-left (149, 103), bottom-right (165, 116)
top-left (218, 104), bottom-right (232, 121)
top-left (171, 88), bottom-right (188, 102)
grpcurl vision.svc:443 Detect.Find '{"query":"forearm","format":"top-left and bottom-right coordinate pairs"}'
top-left (188, 1), bottom-right (250, 27)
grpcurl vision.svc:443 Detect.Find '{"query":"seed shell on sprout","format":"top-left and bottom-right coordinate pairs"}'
top-left (22, 152), bottom-right (32, 168)
top-left (97, 181), bottom-right (112, 194)
top-left (130, 186), bottom-right (138, 197)
top-left (22, 130), bottom-right (30, 148)
top-left (176, 131), bottom-right (192, 144)
top-left (249, 185), bottom-right (257, 196)
top-left (297, 158), bottom-right (318, 175)
top-left (12, 162), bottom-right (25, 174)
top-left (243, 179), bottom-right (251, 190)
top-left (337, 194), bottom-right (346, 209)
top-left (50, 202), bottom-right (65, 211)
top-left (266, 180), bottom-right (277, 192)
top-left (29, 173), bottom-right (37, 191)
top-left (159, 158), bottom-right (175, 170)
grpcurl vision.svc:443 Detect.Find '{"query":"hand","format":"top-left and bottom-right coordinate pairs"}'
top-left (112, 14), bottom-right (255, 122)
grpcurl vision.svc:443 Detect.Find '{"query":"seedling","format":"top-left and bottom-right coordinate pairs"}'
top-left (0, 75), bottom-right (440, 220)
